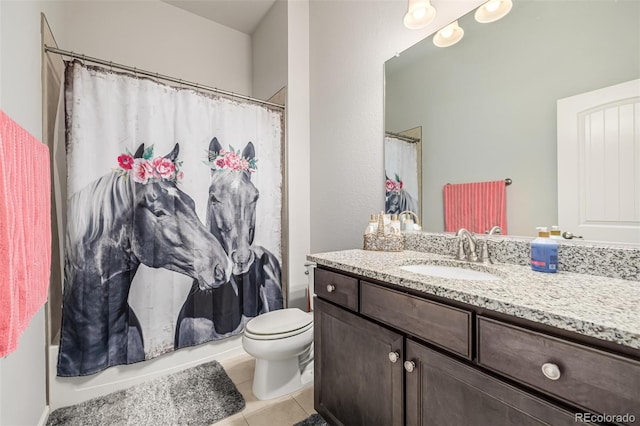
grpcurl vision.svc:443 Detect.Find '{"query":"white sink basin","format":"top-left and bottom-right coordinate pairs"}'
top-left (400, 264), bottom-right (501, 281)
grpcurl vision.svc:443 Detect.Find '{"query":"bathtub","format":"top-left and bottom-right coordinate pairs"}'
top-left (48, 335), bottom-right (244, 410)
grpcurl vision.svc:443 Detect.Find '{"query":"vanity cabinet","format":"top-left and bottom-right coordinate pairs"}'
top-left (314, 266), bottom-right (639, 426)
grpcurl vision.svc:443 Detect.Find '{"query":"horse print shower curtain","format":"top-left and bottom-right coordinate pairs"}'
top-left (58, 61), bottom-right (284, 376)
top-left (384, 135), bottom-right (419, 216)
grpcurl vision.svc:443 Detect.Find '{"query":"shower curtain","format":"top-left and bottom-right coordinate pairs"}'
top-left (58, 61), bottom-right (284, 376)
top-left (384, 135), bottom-right (419, 215)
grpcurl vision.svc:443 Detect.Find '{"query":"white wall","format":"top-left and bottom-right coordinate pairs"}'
top-left (252, 0), bottom-right (287, 100)
top-left (286, 0), bottom-right (311, 310)
top-left (0, 1), bottom-right (65, 423)
top-left (308, 0), bottom-right (483, 253)
top-left (53, 0), bottom-right (252, 93)
top-left (251, 0), bottom-right (310, 311)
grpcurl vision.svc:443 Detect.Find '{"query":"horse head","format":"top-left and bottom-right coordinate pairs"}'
top-left (206, 137), bottom-right (258, 276)
top-left (130, 143), bottom-right (233, 289)
top-left (385, 172), bottom-right (418, 215)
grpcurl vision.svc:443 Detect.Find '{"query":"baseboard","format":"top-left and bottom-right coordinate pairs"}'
top-left (37, 405), bottom-right (50, 426)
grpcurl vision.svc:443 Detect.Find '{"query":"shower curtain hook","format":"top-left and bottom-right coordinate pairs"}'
top-left (133, 67), bottom-right (138, 77)
top-left (156, 72), bottom-right (160, 83)
top-left (109, 61), bottom-right (113, 71)
top-left (195, 82), bottom-right (199, 93)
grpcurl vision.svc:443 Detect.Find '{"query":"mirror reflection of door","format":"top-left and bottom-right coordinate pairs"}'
top-left (384, 127), bottom-right (422, 217)
top-left (557, 79), bottom-right (640, 244)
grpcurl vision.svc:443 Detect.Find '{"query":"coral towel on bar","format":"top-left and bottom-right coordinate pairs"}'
top-left (443, 180), bottom-right (507, 234)
top-left (0, 110), bottom-right (51, 357)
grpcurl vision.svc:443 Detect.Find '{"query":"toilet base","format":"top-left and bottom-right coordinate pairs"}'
top-left (253, 358), bottom-right (310, 400)
top-left (300, 360), bottom-right (314, 386)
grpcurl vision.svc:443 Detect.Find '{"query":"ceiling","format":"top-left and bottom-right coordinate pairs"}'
top-left (162, 0), bottom-right (277, 35)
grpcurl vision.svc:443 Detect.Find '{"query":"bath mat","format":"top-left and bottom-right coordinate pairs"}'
top-left (294, 413), bottom-right (328, 426)
top-left (46, 360), bottom-right (245, 426)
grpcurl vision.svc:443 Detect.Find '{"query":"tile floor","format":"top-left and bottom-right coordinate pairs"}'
top-left (214, 354), bottom-right (315, 426)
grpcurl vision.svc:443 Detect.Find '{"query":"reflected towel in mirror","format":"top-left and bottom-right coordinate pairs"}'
top-left (443, 180), bottom-right (506, 234)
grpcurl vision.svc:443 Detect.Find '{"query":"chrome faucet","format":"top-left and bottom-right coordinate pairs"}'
top-left (455, 228), bottom-right (478, 262)
top-left (487, 226), bottom-right (502, 235)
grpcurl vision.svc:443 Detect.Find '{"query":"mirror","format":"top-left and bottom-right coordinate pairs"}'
top-left (385, 0), bottom-right (640, 242)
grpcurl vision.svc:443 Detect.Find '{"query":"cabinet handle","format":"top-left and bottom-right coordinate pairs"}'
top-left (404, 360), bottom-right (415, 373)
top-left (388, 352), bottom-right (400, 363)
top-left (541, 363), bottom-right (561, 380)
top-left (326, 284), bottom-right (336, 293)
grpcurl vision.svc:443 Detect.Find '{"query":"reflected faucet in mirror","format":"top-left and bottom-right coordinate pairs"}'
top-left (487, 226), bottom-right (502, 235)
top-left (400, 210), bottom-right (422, 231)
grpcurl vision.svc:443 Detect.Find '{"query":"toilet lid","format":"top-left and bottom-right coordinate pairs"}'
top-left (246, 308), bottom-right (312, 336)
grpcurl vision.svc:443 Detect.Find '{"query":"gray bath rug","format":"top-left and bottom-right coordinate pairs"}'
top-left (294, 413), bottom-right (328, 426)
top-left (47, 360), bottom-right (245, 426)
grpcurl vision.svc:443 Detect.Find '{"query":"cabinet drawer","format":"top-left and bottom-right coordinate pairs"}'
top-left (314, 268), bottom-right (358, 311)
top-left (360, 281), bottom-right (472, 359)
top-left (477, 316), bottom-right (640, 424)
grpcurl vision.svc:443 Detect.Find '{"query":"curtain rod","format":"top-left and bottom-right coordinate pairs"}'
top-left (44, 45), bottom-right (285, 110)
top-left (385, 131), bottom-right (420, 143)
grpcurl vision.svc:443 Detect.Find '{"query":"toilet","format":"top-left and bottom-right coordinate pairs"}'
top-left (242, 308), bottom-right (313, 400)
top-left (241, 262), bottom-right (316, 400)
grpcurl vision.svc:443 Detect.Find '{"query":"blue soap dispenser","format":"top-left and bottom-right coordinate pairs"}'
top-left (530, 227), bottom-right (558, 273)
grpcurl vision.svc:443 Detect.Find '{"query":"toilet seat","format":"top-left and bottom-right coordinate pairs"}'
top-left (245, 308), bottom-right (313, 340)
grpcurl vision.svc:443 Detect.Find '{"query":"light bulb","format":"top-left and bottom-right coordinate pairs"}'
top-left (475, 0), bottom-right (512, 23)
top-left (441, 27), bottom-right (454, 38)
top-left (404, 0), bottom-right (436, 29)
top-left (485, 0), bottom-right (501, 13)
top-left (412, 7), bottom-right (427, 20)
top-left (433, 21), bottom-right (463, 47)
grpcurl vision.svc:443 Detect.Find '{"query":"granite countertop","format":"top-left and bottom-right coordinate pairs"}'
top-left (307, 249), bottom-right (640, 350)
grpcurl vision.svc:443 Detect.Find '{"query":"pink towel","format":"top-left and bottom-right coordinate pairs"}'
top-left (443, 180), bottom-right (507, 235)
top-left (0, 110), bottom-right (51, 358)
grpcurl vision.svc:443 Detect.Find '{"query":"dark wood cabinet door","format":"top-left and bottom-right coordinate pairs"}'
top-left (405, 339), bottom-right (590, 426)
top-left (314, 297), bottom-right (403, 426)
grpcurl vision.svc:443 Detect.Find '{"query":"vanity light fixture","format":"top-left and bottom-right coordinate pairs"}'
top-left (475, 0), bottom-right (513, 23)
top-left (403, 0), bottom-right (437, 30)
top-left (433, 21), bottom-right (464, 47)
